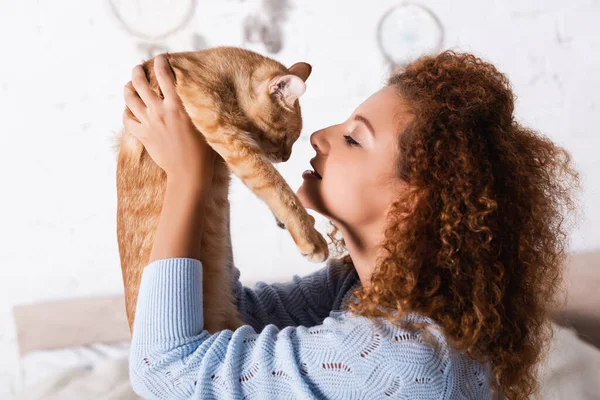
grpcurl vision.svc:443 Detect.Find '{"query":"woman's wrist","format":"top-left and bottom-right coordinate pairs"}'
top-left (167, 171), bottom-right (212, 195)
top-left (147, 174), bottom-right (211, 264)
top-left (167, 156), bottom-right (215, 191)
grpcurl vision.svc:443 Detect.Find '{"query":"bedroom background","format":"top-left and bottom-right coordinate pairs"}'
top-left (0, 0), bottom-right (599, 398)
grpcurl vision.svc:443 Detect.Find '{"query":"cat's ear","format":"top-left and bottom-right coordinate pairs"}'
top-left (269, 75), bottom-right (306, 108)
top-left (288, 62), bottom-right (312, 82)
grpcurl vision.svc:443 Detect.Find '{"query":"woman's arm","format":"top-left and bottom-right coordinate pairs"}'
top-left (128, 258), bottom-right (493, 400)
top-left (148, 173), bottom-right (213, 264)
top-left (123, 53), bottom-right (218, 264)
top-left (124, 173), bottom-right (212, 333)
top-left (230, 259), bottom-right (360, 331)
top-left (121, 54), bottom-right (217, 332)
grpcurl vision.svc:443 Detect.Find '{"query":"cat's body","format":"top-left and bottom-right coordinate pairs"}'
top-left (115, 47), bottom-right (328, 334)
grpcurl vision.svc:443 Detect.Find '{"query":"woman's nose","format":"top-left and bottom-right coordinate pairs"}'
top-left (309, 129), bottom-right (329, 155)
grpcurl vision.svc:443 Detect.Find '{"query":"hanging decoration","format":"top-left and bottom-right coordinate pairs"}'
top-left (377, 3), bottom-right (444, 72)
top-left (105, 0), bottom-right (205, 59)
top-left (242, 0), bottom-right (292, 54)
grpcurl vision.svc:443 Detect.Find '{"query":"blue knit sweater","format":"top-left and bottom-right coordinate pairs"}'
top-left (129, 257), bottom-right (494, 399)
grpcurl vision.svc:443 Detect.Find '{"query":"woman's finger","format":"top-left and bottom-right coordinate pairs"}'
top-left (131, 64), bottom-right (160, 110)
top-left (154, 55), bottom-right (179, 104)
top-left (123, 109), bottom-right (144, 141)
top-left (124, 81), bottom-right (147, 123)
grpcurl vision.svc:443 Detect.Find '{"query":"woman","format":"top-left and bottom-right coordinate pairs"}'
top-left (123, 50), bottom-right (580, 399)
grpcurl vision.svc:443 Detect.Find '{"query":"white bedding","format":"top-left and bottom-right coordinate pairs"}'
top-left (536, 324), bottom-right (600, 399)
top-left (14, 357), bottom-right (139, 400)
top-left (12, 324), bottom-right (600, 399)
top-left (14, 341), bottom-right (136, 400)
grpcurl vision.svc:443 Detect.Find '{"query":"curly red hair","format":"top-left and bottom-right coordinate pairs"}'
top-left (328, 50), bottom-right (582, 399)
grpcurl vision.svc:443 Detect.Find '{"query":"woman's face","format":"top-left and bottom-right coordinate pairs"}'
top-left (297, 86), bottom-right (412, 228)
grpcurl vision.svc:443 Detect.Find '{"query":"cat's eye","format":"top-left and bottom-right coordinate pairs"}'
top-left (343, 135), bottom-right (360, 147)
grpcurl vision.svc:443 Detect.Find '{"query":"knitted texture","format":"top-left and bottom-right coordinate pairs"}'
top-left (129, 257), bottom-right (493, 399)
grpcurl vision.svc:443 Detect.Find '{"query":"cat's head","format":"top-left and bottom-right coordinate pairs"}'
top-left (248, 62), bottom-right (312, 163)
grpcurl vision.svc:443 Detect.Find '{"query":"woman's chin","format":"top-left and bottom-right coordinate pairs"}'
top-left (297, 184), bottom-right (328, 218)
top-left (297, 182), bottom-right (317, 207)
top-left (296, 186), bottom-right (311, 209)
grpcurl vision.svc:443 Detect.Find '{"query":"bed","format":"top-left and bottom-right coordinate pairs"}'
top-left (10, 250), bottom-right (600, 399)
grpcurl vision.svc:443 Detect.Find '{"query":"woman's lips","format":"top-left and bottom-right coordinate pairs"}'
top-left (302, 170), bottom-right (322, 180)
top-left (309, 159), bottom-right (322, 179)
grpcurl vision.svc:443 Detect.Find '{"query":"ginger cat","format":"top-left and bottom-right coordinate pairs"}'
top-left (114, 47), bottom-right (329, 334)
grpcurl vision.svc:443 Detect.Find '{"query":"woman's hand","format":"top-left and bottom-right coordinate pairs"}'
top-left (123, 54), bottom-right (217, 182)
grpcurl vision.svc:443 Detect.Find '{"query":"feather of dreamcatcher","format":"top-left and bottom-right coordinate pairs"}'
top-left (242, 0), bottom-right (292, 54)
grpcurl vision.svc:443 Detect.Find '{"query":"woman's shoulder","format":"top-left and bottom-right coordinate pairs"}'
top-left (323, 256), bottom-right (361, 309)
top-left (325, 308), bottom-right (494, 397)
top-left (324, 256), bottom-right (360, 280)
top-left (321, 259), bottom-right (493, 395)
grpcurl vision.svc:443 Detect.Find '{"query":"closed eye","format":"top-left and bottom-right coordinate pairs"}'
top-left (343, 135), bottom-right (360, 147)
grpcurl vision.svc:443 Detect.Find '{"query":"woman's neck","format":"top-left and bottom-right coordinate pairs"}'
top-left (336, 220), bottom-right (386, 288)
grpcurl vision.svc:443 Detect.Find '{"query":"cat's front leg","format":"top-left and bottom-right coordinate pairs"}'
top-left (272, 211), bottom-right (286, 229)
top-left (182, 101), bottom-right (329, 261)
top-left (204, 133), bottom-right (328, 262)
top-left (250, 169), bottom-right (328, 262)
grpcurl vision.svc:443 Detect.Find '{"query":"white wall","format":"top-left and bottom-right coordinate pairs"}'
top-left (0, 0), bottom-right (598, 396)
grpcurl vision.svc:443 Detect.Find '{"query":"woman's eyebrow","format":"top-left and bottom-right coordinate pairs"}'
top-left (354, 114), bottom-right (375, 138)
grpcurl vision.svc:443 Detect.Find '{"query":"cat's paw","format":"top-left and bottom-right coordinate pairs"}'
top-left (299, 227), bottom-right (329, 262)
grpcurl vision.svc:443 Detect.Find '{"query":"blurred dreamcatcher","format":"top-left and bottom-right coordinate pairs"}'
top-left (377, 2), bottom-right (444, 72)
top-left (105, 0), bottom-right (207, 59)
top-left (242, 0), bottom-right (292, 54)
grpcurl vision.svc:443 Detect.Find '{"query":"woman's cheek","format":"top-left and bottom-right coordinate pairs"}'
top-left (323, 176), bottom-right (360, 220)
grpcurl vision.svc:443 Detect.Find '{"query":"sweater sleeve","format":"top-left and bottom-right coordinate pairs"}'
top-left (129, 258), bottom-right (492, 399)
top-left (230, 259), bottom-right (360, 332)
